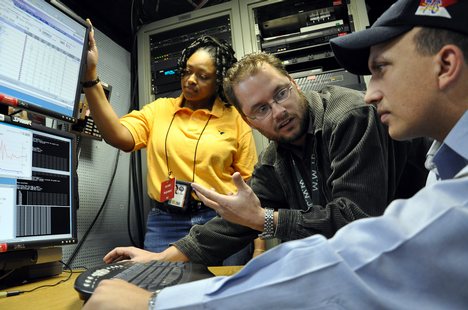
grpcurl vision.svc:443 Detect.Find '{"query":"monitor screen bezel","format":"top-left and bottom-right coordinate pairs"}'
top-left (0, 115), bottom-right (78, 253)
top-left (0, 0), bottom-right (91, 123)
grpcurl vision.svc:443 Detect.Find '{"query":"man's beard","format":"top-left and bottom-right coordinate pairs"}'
top-left (277, 94), bottom-right (309, 144)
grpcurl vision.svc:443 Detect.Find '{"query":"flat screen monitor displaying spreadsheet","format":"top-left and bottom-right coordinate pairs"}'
top-left (0, 0), bottom-right (89, 122)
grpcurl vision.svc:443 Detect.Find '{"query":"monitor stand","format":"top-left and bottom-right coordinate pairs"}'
top-left (0, 261), bottom-right (63, 288)
top-left (0, 247), bottom-right (63, 289)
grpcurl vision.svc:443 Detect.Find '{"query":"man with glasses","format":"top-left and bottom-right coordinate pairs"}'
top-left (102, 52), bottom-right (429, 266)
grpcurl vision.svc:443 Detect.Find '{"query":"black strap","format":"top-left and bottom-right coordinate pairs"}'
top-left (291, 151), bottom-right (320, 208)
top-left (164, 112), bottom-right (212, 181)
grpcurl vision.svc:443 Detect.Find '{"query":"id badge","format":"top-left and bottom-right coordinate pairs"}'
top-left (164, 180), bottom-right (191, 211)
top-left (160, 178), bottom-right (176, 201)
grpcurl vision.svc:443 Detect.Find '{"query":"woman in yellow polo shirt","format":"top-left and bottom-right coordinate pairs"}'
top-left (83, 25), bottom-right (257, 264)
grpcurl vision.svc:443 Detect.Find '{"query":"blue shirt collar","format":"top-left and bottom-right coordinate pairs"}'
top-left (432, 111), bottom-right (468, 180)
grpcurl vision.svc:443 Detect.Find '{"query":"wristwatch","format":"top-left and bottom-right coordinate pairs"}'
top-left (81, 76), bottom-right (100, 88)
top-left (258, 208), bottom-right (275, 239)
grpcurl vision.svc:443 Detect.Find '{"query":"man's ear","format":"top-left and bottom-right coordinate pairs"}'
top-left (437, 44), bottom-right (464, 90)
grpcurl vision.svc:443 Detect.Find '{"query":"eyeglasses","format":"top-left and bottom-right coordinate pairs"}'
top-left (245, 84), bottom-right (293, 120)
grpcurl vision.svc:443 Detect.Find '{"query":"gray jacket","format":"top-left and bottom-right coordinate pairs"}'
top-left (174, 86), bottom-right (429, 265)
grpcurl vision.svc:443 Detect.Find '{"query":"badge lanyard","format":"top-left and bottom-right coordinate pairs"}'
top-left (291, 151), bottom-right (320, 208)
top-left (164, 113), bottom-right (212, 182)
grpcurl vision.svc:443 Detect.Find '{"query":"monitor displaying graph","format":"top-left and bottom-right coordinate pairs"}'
top-left (0, 117), bottom-right (77, 248)
top-left (0, 122), bottom-right (33, 179)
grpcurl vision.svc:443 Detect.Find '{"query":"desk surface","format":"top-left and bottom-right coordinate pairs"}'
top-left (0, 266), bottom-right (242, 309)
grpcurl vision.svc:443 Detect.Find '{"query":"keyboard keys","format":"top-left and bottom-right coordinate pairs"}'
top-left (75, 260), bottom-right (214, 301)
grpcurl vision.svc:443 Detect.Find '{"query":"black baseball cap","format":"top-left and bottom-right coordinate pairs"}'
top-left (330, 0), bottom-right (468, 75)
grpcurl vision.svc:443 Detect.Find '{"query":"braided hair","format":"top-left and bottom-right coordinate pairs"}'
top-left (178, 35), bottom-right (237, 105)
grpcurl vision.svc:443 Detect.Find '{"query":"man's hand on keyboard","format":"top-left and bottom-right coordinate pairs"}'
top-left (103, 246), bottom-right (190, 264)
top-left (104, 246), bottom-right (161, 263)
top-left (82, 279), bottom-right (152, 310)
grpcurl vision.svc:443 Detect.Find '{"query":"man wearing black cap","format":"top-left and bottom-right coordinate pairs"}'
top-left (83, 0), bottom-right (468, 309)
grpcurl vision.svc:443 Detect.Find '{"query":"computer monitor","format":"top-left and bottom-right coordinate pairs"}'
top-left (0, 0), bottom-right (89, 123)
top-left (0, 115), bottom-right (77, 288)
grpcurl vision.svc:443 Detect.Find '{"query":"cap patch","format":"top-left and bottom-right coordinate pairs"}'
top-left (415, 0), bottom-right (457, 18)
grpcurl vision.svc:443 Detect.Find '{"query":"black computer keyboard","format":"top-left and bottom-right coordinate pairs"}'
top-left (74, 260), bottom-right (214, 301)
